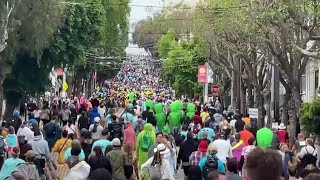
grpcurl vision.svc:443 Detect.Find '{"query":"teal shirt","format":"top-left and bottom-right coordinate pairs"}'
top-left (64, 148), bottom-right (85, 161)
top-left (0, 157), bottom-right (25, 179)
top-left (91, 139), bottom-right (112, 155)
top-left (106, 114), bottom-right (112, 124)
top-left (122, 112), bottom-right (136, 128)
top-left (198, 128), bottom-right (215, 142)
top-left (180, 131), bottom-right (188, 139)
top-left (198, 156), bottom-right (225, 180)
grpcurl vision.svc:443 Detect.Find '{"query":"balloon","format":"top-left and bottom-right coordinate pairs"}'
top-left (256, 127), bottom-right (273, 149)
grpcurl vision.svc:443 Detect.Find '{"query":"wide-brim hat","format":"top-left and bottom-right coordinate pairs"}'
top-left (278, 123), bottom-right (286, 130)
top-left (153, 143), bottom-right (170, 154)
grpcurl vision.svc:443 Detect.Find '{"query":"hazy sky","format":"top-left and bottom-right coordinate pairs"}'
top-left (126, 0), bottom-right (163, 54)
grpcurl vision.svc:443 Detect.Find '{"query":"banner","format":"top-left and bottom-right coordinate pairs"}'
top-left (198, 64), bottom-right (208, 83)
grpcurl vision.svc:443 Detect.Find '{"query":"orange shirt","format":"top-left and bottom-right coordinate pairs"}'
top-left (242, 117), bottom-right (251, 124)
top-left (240, 130), bottom-right (254, 146)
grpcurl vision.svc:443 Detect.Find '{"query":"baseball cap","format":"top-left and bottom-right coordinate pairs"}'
top-left (94, 117), bottom-right (101, 123)
top-left (112, 138), bottom-right (121, 147)
top-left (198, 141), bottom-right (208, 152)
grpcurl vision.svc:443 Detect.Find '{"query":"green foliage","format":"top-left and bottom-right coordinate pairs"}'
top-left (160, 31), bottom-right (206, 97)
top-left (300, 98), bottom-right (320, 135)
top-left (157, 29), bottom-right (177, 58)
top-left (1, 0), bottom-right (64, 60)
top-left (3, 52), bottom-right (51, 106)
top-left (132, 6), bottom-right (194, 57)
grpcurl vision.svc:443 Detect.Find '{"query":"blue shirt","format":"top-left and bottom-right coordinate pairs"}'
top-left (198, 156), bottom-right (225, 180)
top-left (91, 139), bottom-right (112, 155)
top-left (64, 148), bottom-right (85, 161)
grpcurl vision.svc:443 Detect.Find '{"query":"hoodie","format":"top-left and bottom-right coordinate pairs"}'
top-left (89, 107), bottom-right (101, 125)
top-left (123, 121), bottom-right (136, 150)
top-left (30, 135), bottom-right (50, 156)
top-left (63, 161), bottom-right (90, 180)
top-left (213, 113), bottom-right (223, 124)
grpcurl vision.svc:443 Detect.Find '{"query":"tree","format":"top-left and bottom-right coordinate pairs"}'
top-left (160, 30), bottom-right (206, 97)
top-left (132, 5), bottom-right (194, 57)
top-left (0, 0), bottom-right (63, 117)
top-left (300, 97), bottom-right (320, 137)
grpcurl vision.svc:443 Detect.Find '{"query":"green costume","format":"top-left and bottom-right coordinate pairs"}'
top-left (145, 99), bottom-right (154, 113)
top-left (136, 123), bottom-right (156, 169)
top-left (128, 92), bottom-right (135, 102)
top-left (154, 103), bottom-right (166, 132)
top-left (186, 103), bottom-right (196, 119)
top-left (256, 127), bottom-right (273, 149)
top-left (168, 102), bottom-right (181, 131)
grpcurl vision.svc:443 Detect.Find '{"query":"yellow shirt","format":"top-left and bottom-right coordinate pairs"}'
top-left (125, 99), bottom-right (130, 105)
top-left (242, 117), bottom-right (251, 124)
top-left (200, 112), bottom-right (209, 123)
top-left (53, 138), bottom-right (72, 164)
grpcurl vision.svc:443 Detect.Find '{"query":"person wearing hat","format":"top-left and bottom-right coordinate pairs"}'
top-left (106, 138), bottom-right (130, 180)
top-left (89, 117), bottom-right (103, 141)
top-left (189, 140), bottom-right (209, 166)
top-left (198, 144), bottom-right (225, 180)
top-left (277, 123), bottom-right (289, 143)
top-left (141, 143), bottom-right (174, 180)
top-left (211, 131), bottom-right (232, 164)
top-left (136, 123), bottom-right (156, 170)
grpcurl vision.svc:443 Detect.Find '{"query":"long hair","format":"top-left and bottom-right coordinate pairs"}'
top-left (92, 122), bottom-right (98, 133)
top-left (151, 151), bottom-right (162, 166)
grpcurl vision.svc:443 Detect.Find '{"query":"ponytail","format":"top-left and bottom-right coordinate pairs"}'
top-left (92, 122), bottom-right (98, 133)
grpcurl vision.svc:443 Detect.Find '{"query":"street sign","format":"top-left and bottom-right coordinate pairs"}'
top-left (211, 84), bottom-right (219, 96)
top-left (248, 108), bottom-right (258, 118)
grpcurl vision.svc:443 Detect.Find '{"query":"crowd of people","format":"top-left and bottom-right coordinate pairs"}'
top-left (0, 96), bottom-right (319, 180)
top-left (0, 54), bottom-right (320, 180)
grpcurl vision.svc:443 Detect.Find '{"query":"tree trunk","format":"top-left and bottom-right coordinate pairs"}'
top-left (3, 101), bottom-right (15, 121)
top-left (255, 87), bottom-right (265, 128)
top-left (247, 84), bottom-right (254, 108)
top-left (240, 85), bottom-right (247, 115)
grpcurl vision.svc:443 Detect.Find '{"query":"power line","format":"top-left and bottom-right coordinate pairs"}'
top-left (61, 2), bottom-right (246, 11)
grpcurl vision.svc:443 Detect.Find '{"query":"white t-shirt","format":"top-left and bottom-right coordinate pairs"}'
top-left (17, 126), bottom-right (34, 143)
top-left (89, 124), bottom-right (103, 140)
top-left (98, 106), bottom-right (106, 118)
top-left (33, 110), bottom-right (41, 118)
top-left (298, 145), bottom-right (318, 158)
top-left (63, 124), bottom-right (77, 135)
top-left (211, 139), bottom-right (233, 164)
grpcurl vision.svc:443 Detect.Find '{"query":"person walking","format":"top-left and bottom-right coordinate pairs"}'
top-left (141, 143), bottom-right (175, 180)
top-left (52, 130), bottom-right (72, 164)
top-left (177, 132), bottom-right (197, 179)
top-left (123, 121), bottom-right (136, 150)
top-left (31, 129), bottom-right (50, 175)
top-left (106, 138), bottom-right (130, 180)
top-left (211, 132), bottom-right (232, 164)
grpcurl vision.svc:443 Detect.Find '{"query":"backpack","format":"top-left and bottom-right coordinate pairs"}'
top-left (202, 156), bottom-right (219, 180)
top-left (149, 164), bottom-right (163, 180)
top-left (0, 136), bottom-right (5, 156)
top-left (16, 163), bottom-right (38, 180)
top-left (66, 155), bottom-right (80, 169)
top-left (112, 122), bottom-right (122, 139)
top-left (45, 123), bottom-right (57, 138)
top-left (140, 132), bottom-right (153, 152)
